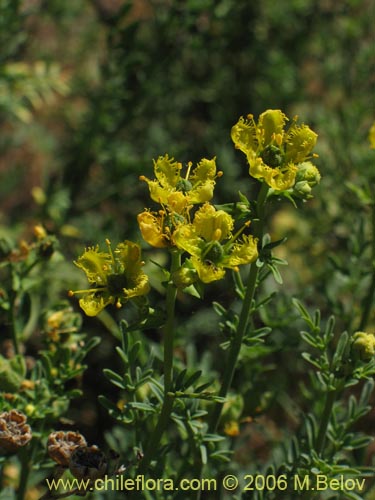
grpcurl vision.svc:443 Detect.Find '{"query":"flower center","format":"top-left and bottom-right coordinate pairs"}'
top-left (107, 274), bottom-right (128, 295)
top-left (202, 241), bottom-right (224, 264)
top-left (260, 145), bottom-right (284, 168)
top-left (176, 179), bottom-right (193, 194)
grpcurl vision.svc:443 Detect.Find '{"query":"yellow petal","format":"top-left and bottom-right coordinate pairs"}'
top-left (231, 116), bottom-right (258, 156)
top-left (285, 124), bottom-right (317, 163)
top-left (193, 204), bottom-right (234, 241)
top-left (154, 155), bottom-right (182, 189)
top-left (191, 256), bottom-right (226, 283)
top-left (74, 247), bottom-right (111, 285)
top-left (225, 235), bottom-right (258, 267)
top-left (173, 224), bottom-right (202, 256)
top-left (79, 294), bottom-right (113, 317)
top-left (137, 212), bottom-right (169, 248)
top-left (249, 158), bottom-right (297, 190)
top-left (258, 109), bottom-right (287, 146)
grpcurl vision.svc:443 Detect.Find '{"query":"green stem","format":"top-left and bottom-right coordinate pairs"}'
top-left (10, 292), bottom-right (20, 355)
top-left (359, 200), bottom-right (375, 331)
top-left (209, 183), bottom-right (269, 432)
top-left (139, 250), bottom-right (180, 472)
top-left (17, 446), bottom-right (32, 500)
top-left (315, 389), bottom-right (338, 455)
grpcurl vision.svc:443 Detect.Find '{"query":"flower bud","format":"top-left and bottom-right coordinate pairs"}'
top-left (0, 410), bottom-right (32, 455)
top-left (293, 180), bottom-right (312, 197)
top-left (172, 263), bottom-right (198, 288)
top-left (295, 161), bottom-right (321, 187)
top-left (352, 331), bottom-right (375, 361)
top-left (47, 431), bottom-right (87, 466)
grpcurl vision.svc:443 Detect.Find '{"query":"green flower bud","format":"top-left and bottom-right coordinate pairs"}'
top-left (295, 161), bottom-right (321, 187)
top-left (172, 262), bottom-right (198, 288)
top-left (293, 180), bottom-right (312, 198)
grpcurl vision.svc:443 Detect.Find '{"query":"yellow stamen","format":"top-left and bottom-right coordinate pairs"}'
top-left (185, 161), bottom-right (193, 180)
top-left (68, 287), bottom-right (106, 296)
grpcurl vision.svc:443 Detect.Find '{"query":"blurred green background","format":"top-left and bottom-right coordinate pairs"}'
top-left (1, 0), bottom-right (374, 468)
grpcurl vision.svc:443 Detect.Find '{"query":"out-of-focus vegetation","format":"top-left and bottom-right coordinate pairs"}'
top-left (0, 0), bottom-right (374, 498)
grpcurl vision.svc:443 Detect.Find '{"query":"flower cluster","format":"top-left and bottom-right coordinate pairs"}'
top-left (69, 240), bottom-right (149, 316)
top-left (70, 110), bottom-right (320, 314)
top-left (173, 203), bottom-right (258, 283)
top-left (138, 154), bottom-right (258, 284)
top-left (231, 109), bottom-right (319, 195)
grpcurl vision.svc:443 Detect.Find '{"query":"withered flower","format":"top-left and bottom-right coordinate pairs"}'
top-left (0, 410), bottom-right (32, 454)
top-left (69, 445), bottom-right (107, 482)
top-left (47, 430), bottom-right (87, 467)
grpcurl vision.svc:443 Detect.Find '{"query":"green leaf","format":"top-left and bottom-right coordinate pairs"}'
top-left (103, 369), bottom-right (125, 389)
top-left (115, 346), bottom-right (129, 367)
top-left (127, 401), bottom-right (156, 413)
top-left (183, 370), bottom-right (202, 390)
top-left (267, 263), bottom-right (283, 284)
top-left (332, 331), bottom-right (349, 370)
top-left (200, 444), bottom-right (207, 465)
top-left (301, 352), bottom-right (321, 370)
top-left (98, 395), bottom-right (120, 413)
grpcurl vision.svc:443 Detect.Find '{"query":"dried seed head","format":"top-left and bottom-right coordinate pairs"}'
top-left (69, 445), bottom-right (107, 482)
top-left (47, 431), bottom-right (87, 466)
top-left (0, 410), bottom-right (32, 455)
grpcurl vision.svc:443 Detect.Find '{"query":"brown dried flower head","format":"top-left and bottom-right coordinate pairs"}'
top-left (69, 445), bottom-right (107, 482)
top-left (47, 431), bottom-right (87, 467)
top-left (0, 410), bottom-right (32, 455)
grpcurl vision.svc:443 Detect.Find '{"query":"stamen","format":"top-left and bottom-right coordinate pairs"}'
top-left (68, 287), bottom-right (106, 296)
top-left (185, 161), bottom-right (193, 180)
top-left (228, 220), bottom-right (251, 244)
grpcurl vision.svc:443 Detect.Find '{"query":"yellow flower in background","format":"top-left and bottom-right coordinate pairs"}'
top-left (173, 203), bottom-right (258, 283)
top-left (231, 109), bottom-right (318, 191)
top-left (69, 240), bottom-right (149, 316)
top-left (369, 121), bottom-right (375, 149)
top-left (140, 155), bottom-right (221, 212)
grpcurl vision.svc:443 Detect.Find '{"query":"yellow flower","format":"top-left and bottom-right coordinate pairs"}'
top-left (140, 155), bottom-right (221, 212)
top-left (69, 240), bottom-right (150, 316)
top-left (173, 204), bottom-right (258, 283)
top-left (137, 209), bottom-right (185, 248)
top-left (369, 121), bottom-right (375, 149)
top-left (231, 109), bottom-right (318, 191)
top-left (137, 210), bottom-right (170, 248)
